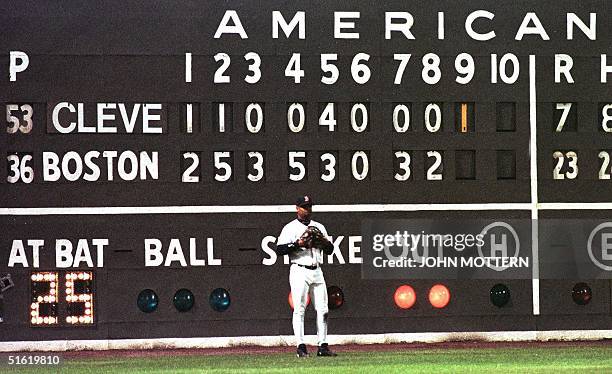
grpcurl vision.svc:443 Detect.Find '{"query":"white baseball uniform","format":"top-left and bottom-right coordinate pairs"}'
top-left (277, 219), bottom-right (331, 346)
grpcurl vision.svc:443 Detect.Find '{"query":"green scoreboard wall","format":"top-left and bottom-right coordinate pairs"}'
top-left (1, 0), bottom-right (612, 342)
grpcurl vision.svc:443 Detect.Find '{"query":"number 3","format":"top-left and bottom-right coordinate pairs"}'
top-left (6, 104), bottom-right (33, 134)
top-left (553, 151), bottom-right (578, 180)
top-left (7, 154), bottom-right (34, 183)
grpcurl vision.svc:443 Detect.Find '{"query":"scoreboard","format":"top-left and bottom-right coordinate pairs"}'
top-left (2, 0), bottom-right (612, 346)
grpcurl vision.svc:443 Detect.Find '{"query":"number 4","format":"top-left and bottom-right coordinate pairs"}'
top-left (319, 103), bottom-right (336, 131)
top-left (285, 53), bottom-right (304, 83)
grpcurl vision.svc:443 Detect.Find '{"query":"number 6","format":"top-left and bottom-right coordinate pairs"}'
top-left (7, 154), bottom-right (34, 183)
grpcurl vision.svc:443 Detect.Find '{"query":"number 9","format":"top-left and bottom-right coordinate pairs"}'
top-left (455, 53), bottom-right (474, 84)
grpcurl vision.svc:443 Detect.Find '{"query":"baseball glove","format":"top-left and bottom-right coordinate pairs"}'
top-left (299, 226), bottom-right (327, 249)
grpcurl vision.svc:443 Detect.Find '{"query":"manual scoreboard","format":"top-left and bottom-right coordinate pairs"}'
top-left (1, 0), bottom-right (612, 342)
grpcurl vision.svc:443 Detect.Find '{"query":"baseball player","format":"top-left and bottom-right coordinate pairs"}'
top-left (276, 195), bottom-right (337, 357)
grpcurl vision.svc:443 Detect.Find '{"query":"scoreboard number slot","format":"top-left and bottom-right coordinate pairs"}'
top-left (246, 151), bottom-right (265, 182)
top-left (554, 103), bottom-right (574, 132)
top-left (214, 151), bottom-right (233, 182)
top-left (394, 151), bottom-right (412, 181)
top-left (213, 103), bottom-right (233, 133)
top-left (350, 103), bottom-right (368, 132)
top-left (181, 152), bottom-right (200, 183)
top-left (600, 103), bottom-right (612, 132)
top-left (454, 103), bottom-right (474, 133)
top-left (319, 152), bottom-right (337, 182)
top-left (553, 151), bottom-right (578, 180)
top-left (288, 151), bottom-right (307, 181)
top-left (245, 103), bottom-right (264, 133)
top-left (426, 151), bottom-right (444, 181)
top-left (599, 151), bottom-right (611, 180)
top-left (392, 104), bottom-right (411, 132)
top-left (6, 104), bottom-right (33, 134)
top-left (287, 103), bottom-right (306, 133)
top-left (351, 151), bottom-right (370, 180)
top-left (7, 152), bottom-right (34, 184)
top-left (319, 103), bottom-right (337, 132)
top-left (425, 103), bottom-right (442, 132)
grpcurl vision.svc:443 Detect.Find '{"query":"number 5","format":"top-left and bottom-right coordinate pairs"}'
top-left (6, 104), bottom-right (33, 134)
top-left (288, 151), bottom-right (306, 181)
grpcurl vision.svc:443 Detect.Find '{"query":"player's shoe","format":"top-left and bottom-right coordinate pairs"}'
top-left (317, 343), bottom-right (337, 357)
top-left (296, 344), bottom-right (309, 358)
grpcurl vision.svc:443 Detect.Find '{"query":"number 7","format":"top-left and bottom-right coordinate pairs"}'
top-left (555, 103), bottom-right (572, 132)
top-left (393, 54), bottom-right (411, 84)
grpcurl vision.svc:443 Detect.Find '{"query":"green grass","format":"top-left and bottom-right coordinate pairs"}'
top-left (5, 346), bottom-right (612, 373)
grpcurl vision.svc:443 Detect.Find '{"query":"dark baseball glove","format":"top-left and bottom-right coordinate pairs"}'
top-left (299, 226), bottom-right (327, 249)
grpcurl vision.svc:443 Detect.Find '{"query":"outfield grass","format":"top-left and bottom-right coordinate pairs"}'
top-left (4, 346), bottom-right (612, 373)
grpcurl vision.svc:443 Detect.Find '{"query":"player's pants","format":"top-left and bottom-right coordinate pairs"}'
top-left (289, 263), bottom-right (328, 346)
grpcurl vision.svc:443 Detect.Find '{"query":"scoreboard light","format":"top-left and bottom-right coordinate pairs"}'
top-left (65, 272), bottom-right (94, 325)
top-left (327, 286), bottom-right (345, 310)
top-left (490, 284), bottom-right (511, 308)
top-left (394, 285), bottom-right (417, 309)
top-left (428, 284), bottom-right (451, 309)
top-left (30, 272), bottom-right (59, 326)
top-left (173, 288), bottom-right (195, 312)
top-left (572, 283), bottom-right (592, 305)
top-left (29, 271), bottom-right (95, 326)
top-left (209, 288), bottom-right (231, 312)
top-left (137, 289), bottom-right (159, 313)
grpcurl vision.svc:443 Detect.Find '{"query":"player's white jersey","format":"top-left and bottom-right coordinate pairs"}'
top-left (277, 219), bottom-right (331, 266)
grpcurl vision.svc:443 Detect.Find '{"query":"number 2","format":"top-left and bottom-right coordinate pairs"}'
top-left (553, 151), bottom-right (578, 179)
top-left (426, 151), bottom-right (443, 180)
top-left (599, 151), bottom-right (611, 180)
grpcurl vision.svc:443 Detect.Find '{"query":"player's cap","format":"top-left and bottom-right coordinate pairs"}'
top-left (296, 195), bottom-right (314, 207)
